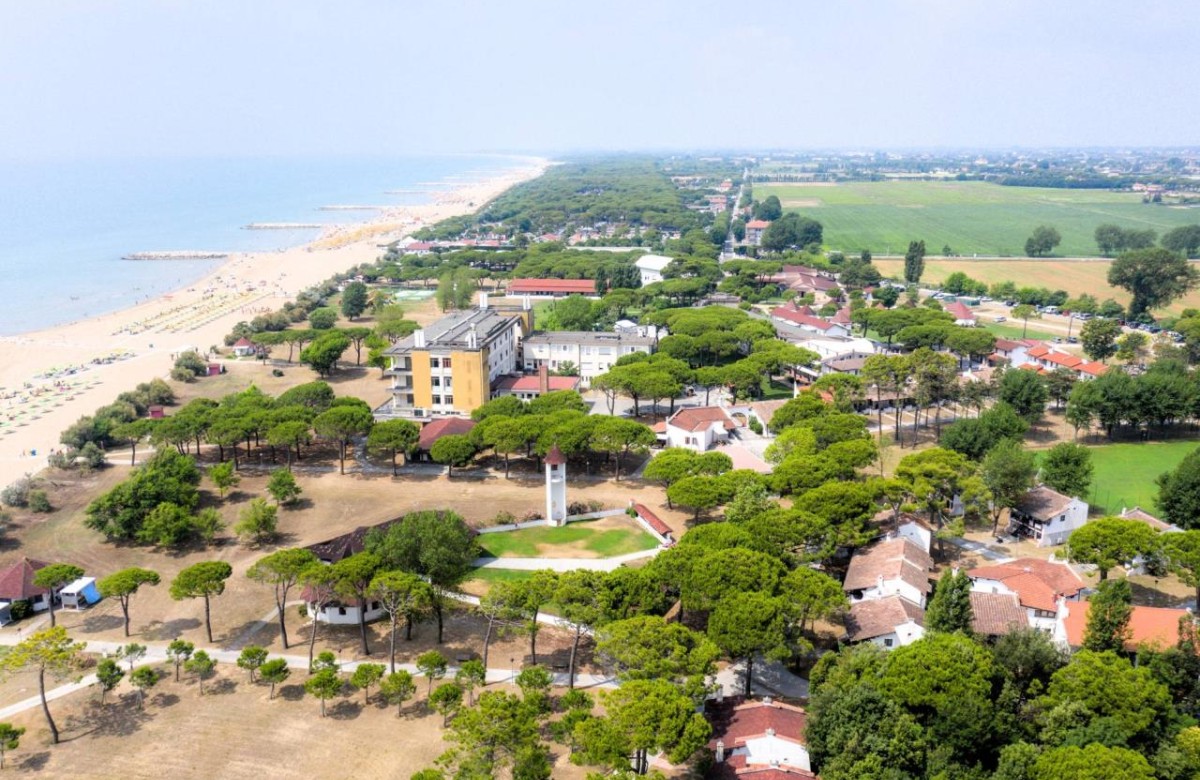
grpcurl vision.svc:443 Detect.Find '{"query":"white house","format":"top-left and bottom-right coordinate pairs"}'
top-left (968, 557), bottom-right (1085, 633)
top-left (231, 337), bottom-right (256, 357)
top-left (842, 538), bottom-right (934, 608)
top-left (707, 699), bottom-right (815, 777)
top-left (634, 254), bottom-right (673, 286)
top-left (844, 596), bottom-right (926, 649)
top-left (893, 514), bottom-right (933, 553)
top-left (944, 300), bottom-right (977, 327)
top-left (1007, 486), bottom-right (1090, 547)
top-left (522, 330), bottom-right (655, 387)
top-left (1054, 599), bottom-right (1191, 652)
top-left (663, 406), bottom-right (736, 452)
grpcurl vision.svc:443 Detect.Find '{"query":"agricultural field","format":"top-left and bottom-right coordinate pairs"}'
top-left (758, 180), bottom-right (1200, 257)
top-left (476, 517), bottom-right (659, 559)
top-left (1081, 440), bottom-right (1200, 515)
top-left (872, 257), bottom-right (1200, 314)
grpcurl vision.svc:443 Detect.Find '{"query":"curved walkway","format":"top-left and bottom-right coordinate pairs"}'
top-left (471, 548), bottom-right (661, 572)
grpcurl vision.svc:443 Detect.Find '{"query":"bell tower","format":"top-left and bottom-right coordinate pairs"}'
top-left (544, 444), bottom-right (567, 526)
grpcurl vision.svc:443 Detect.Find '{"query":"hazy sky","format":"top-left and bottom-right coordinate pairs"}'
top-left (1, 0), bottom-right (1196, 160)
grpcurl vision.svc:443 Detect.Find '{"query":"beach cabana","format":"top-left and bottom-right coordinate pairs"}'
top-left (59, 577), bottom-right (101, 610)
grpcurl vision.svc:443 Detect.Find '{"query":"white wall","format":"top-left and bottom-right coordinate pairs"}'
top-left (852, 579), bottom-right (927, 609)
top-left (867, 621), bottom-right (925, 649)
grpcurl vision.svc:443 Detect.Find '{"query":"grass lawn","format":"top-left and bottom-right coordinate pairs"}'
top-left (757, 180), bottom-right (1200, 257)
top-left (1079, 440), bottom-right (1200, 515)
top-left (462, 568), bottom-right (537, 588)
top-left (982, 321), bottom-right (1060, 342)
top-left (476, 518), bottom-right (659, 559)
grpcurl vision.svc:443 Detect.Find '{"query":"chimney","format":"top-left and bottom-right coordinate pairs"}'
top-left (763, 695), bottom-right (772, 705)
top-left (538, 363), bottom-right (550, 394)
top-left (715, 740), bottom-right (725, 762)
top-left (467, 323), bottom-right (478, 349)
top-left (716, 687), bottom-right (725, 703)
top-left (480, 292), bottom-right (489, 310)
top-left (413, 329), bottom-right (426, 349)
top-left (766, 728), bottom-right (775, 737)
top-left (522, 294), bottom-right (532, 311)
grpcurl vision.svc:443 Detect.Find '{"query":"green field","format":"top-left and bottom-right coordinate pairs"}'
top-left (476, 520), bottom-right (659, 559)
top-left (463, 568), bottom-right (536, 588)
top-left (982, 321), bottom-right (1059, 342)
top-left (758, 180), bottom-right (1200, 257)
top-left (1077, 441), bottom-right (1200, 515)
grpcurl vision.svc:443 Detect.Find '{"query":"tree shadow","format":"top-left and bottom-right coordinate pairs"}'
top-left (1129, 580), bottom-right (1193, 609)
top-left (326, 699), bottom-right (362, 720)
top-left (16, 751), bottom-right (50, 771)
top-left (279, 683), bottom-right (306, 702)
top-left (62, 697), bottom-right (153, 740)
top-left (140, 618), bottom-right (202, 641)
top-left (207, 677), bottom-right (238, 696)
top-left (151, 692), bottom-right (180, 708)
top-left (80, 613), bottom-right (125, 633)
top-left (280, 497), bottom-right (314, 512)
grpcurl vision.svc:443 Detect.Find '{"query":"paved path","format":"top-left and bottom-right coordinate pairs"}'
top-left (945, 536), bottom-right (1013, 562)
top-left (471, 548), bottom-right (661, 572)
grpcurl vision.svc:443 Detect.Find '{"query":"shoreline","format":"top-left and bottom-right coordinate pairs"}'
top-left (0, 157), bottom-right (549, 487)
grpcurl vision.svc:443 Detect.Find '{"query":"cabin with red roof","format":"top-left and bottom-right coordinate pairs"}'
top-left (1019, 343), bottom-right (1107, 380)
top-left (770, 301), bottom-right (850, 337)
top-left (506, 278), bottom-right (598, 297)
top-left (968, 557), bottom-right (1085, 632)
top-left (944, 300), bottom-right (976, 326)
top-left (231, 337), bottom-right (256, 357)
top-left (0, 557), bottom-right (52, 622)
top-left (412, 417), bottom-right (477, 462)
top-left (1055, 599), bottom-right (1194, 652)
top-left (707, 698), bottom-right (818, 779)
top-left (664, 406), bottom-right (737, 452)
top-left (745, 219), bottom-right (771, 247)
top-left (493, 365), bottom-right (580, 400)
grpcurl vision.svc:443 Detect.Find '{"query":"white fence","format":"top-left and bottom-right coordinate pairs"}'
top-left (474, 508), bottom-right (627, 535)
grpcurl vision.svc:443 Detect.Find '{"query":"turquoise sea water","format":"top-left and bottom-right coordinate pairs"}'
top-left (0, 154), bottom-right (523, 335)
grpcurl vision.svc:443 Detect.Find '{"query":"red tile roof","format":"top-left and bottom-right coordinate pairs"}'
top-left (633, 503), bottom-right (673, 539)
top-left (544, 444), bottom-right (567, 466)
top-left (1120, 507), bottom-right (1177, 532)
top-left (493, 375), bottom-right (580, 394)
top-left (667, 406), bottom-right (736, 432)
top-left (417, 417), bottom-right (476, 451)
top-left (707, 698), bottom-right (810, 749)
top-left (969, 591), bottom-right (1027, 636)
top-left (945, 301), bottom-right (975, 321)
top-left (0, 558), bottom-right (50, 601)
top-left (845, 596), bottom-right (925, 641)
top-left (746, 220), bottom-right (771, 229)
top-left (507, 278), bottom-right (597, 295)
top-left (1062, 601), bottom-right (1192, 651)
top-left (967, 558), bottom-right (1084, 613)
top-left (843, 538), bottom-right (933, 594)
top-left (233, 337), bottom-right (253, 348)
top-left (770, 306), bottom-right (838, 331)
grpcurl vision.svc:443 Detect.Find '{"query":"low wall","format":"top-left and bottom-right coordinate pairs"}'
top-left (474, 508), bottom-right (627, 535)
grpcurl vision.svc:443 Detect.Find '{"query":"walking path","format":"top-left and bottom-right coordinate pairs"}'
top-left (471, 548), bottom-right (662, 572)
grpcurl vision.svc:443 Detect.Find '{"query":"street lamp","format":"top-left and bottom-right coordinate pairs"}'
top-left (510, 657), bottom-right (516, 684)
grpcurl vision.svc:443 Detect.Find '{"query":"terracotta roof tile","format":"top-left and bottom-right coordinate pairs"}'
top-left (843, 538), bottom-right (933, 593)
top-left (0, 557), bottom-right (50, 601)
top-left (706, 698), bottom-right (810, 748)
top-left (417, 418), bottom-right (476, 451)
top-left (507, 278), bottom-right (596, 294)
top-left (1062, 601), bottom-right (1192, 651)
top-left (1015, 485), bottom-right (1077, 519)
top-left (845, 596), bottom-right (925, 641)
top-left (967, 557), bottom-right (1084, 612)
top-left (969, 591), bottom-right (1027, 635)
top-left (668, 406), bottom-right (736, 433)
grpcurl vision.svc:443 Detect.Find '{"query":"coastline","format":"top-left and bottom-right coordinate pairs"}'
top-left (0, 157), bottom-right (549, 488)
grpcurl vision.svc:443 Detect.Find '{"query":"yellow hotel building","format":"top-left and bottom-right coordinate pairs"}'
top-left (381, 305), bottom-right (524, 418)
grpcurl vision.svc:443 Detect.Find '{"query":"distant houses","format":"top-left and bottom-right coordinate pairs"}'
top-left (506, 278), bottom-right (598, 298)
top-left (635, 254), bottom-right (674, 286)
top-left (967, 557), bottom-right (1085, 632)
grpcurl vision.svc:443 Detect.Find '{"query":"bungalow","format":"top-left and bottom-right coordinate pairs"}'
top-left (0, 558), bottom-right (53, 623)
top-left (944, 300), bottom-right (976, 327)
top-left (991, 338), bottom-right (1035, 367)
top-left (1007, 486), bottom-right (1089, 547)
top-left (664, 406), bottom-right (737, 452)
top-left (969, 591), bottom-right (1028, 638)
top-left (302, 519), bottom-right (406, 625)
top-left (493, 365), bottom-right (581, 401)
top-left (412, 417), bottom-right (477, 463)
top-left (968, 557), bottom-right (1085, 632)
top-left (1021, 344), bottom-right (1107, 380)
top-left (231, 337), bottom-right (256, 357)
top-left (746, 399), bottom-right (790, 436)
top-left (745, 219), bottom-right (770, 247)
top-left (1120, 506), bottom-right (1182, 534)
top-left (506, 278), bottom-right (598, 298)
top-left (842, 538), bottom-right (934, 608)
top-left (635, 254), bottom-right (674, 286)
top-left (706, 697), bottom-right (818, 779)
top-left (770, 302), bottom-right (850, 337)
top-left (1055, 599), bottom-right (1194, 652)
top-left (844, 595), bottom-right (926, 649)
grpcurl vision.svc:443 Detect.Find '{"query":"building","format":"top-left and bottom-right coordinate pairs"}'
top-left (969, 591), bottom-right (1028, 638)
top-left (770, 302), bottom-right (850, 337)
top-left (0, 557), bottom-right (52, 623)
top-left (1120, 506), bottom-right (1182, 533)
top-left (413, 418), bottom-right (477, 462)
top-left (745, 220), bottom-right (770, 247)
top-left (1020, 344), bottom-right (1107, 380)
top-left (493, 366), bottom-right (581, 400)
top-left (231, 337), bottom-right (256, 357)
top-left (967, 557), bottom-right (1085, 632)
top-left (1006, 486), bottom-right (1090, 547)
top-left (844, 596), bottom-right (926, 649)
top-left (544, 445), bottom-right (568, 525)
top-left (664, 406), bottom-right (737, 452)
top-left (382, 306), bottom-right (522, 418)
top-left (944, 300), bottom-right (976, 327)
top-left (506, 278), bottom-right (598, 298)
top-left (522, 330), bottom-right (655, 387)
top-left (1055, 600), bottom-right (1193, 652)
top-left (842, 538), bottom-right (934, 608)
top-left (706, 698), bottom-right (818, 779)
top-left (992, 338), bottom-right (1035, 367)
top-left (635, 254), bottom-right (674, 286)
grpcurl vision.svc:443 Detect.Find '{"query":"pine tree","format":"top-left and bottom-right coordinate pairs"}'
top-left (1083, 578), bottom-right (1132, 653)
top-left (925, 569), bottom-right (974, 634)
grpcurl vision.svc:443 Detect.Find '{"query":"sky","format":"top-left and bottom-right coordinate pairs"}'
top-left (1, 0), bottom-right (1197, 160)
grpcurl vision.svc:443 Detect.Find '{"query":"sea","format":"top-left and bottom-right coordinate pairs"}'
top-left (0, 154), bottom-right (528, 336)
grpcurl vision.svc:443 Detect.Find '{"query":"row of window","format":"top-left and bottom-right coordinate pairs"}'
top-left (431, 376), bottom-right (452, 388)
top-left (433, 395), bottom-right (455, 406)
top-left (430, 357), bottom-right (453, 368)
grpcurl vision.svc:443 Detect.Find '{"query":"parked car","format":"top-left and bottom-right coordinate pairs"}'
top-left (993, 315), bottom-right (1007, 323)
top-left (1068, 336), bottom-right (1079, 344)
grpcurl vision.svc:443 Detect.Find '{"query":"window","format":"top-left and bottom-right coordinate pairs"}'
top-left (433, 395), bottom-right (442, 405)
top-left (338, 606), bottom-right (347, 616)
top-left (443, 378), bottom-right (452, 389)
top-left (445, 395), bottom-right (454, 405)
top-left (430, 357), bottom-right (440, 368)
top-left (443, 357), bottom-right (452, 368)
top-left (883, 638), bottom-right (894, 647)
top-left (431, 376), bottom-right (441, 386)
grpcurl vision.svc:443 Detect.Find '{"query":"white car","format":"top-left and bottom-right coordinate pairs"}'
top-left (993, 315), bottom-right (1007, 323)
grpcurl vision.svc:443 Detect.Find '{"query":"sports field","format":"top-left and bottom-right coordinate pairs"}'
top-left (758, 180), bottom-right (1200, 257)
top-left (476, 518), bottom-right (659, 559)
top-left (1080, 440), bottom-right (1199, 515)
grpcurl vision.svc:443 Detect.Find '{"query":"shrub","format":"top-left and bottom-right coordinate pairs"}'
top-left (0, 477), bottom-right (32, 508)
top-left (8, 600), bottom-right (31, 620)
top-left (308, 307), bottom-right (338, 330)
top-left (748, 417), bottom-right (764, 435)
top-left (79, 442), bottom-right (107, 469)
top-left (272, 369), bottom-right (284, 377)
top-left (27, 490), bottom-right (51, 513)
top-left (171, 367), bottom-right (197, 383)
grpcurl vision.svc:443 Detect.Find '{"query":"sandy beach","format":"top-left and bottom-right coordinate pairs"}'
top-left (0, 158), bottom-right (548, 489)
